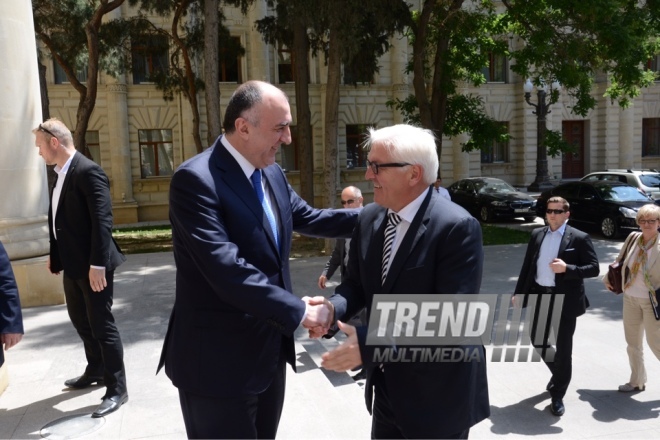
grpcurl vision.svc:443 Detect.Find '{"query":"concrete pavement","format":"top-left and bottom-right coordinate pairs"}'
top-left (2, 234), bottom-right (660, 439)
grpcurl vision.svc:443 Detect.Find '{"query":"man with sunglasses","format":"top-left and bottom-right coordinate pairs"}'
top-left (513, 196), bottom-right (599, 417)
top-left (33, 118), bottom-right (128, 418)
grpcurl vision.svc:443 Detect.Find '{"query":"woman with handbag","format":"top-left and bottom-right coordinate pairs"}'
top-left (605, 204), bottom-right (660, 392)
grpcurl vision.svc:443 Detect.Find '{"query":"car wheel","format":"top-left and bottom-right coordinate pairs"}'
top-left (601, 217), bottom-right (619, 239)
top-left (480, 206), bottom-right (493, 223)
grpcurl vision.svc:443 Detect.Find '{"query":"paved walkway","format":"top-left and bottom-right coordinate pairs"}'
top-left (2, 233), bottom-right (660, 439)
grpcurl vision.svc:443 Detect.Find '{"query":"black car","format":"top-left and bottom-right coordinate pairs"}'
top-left (447, 177), bottom-right (537, 222)
top-left (537, 180), bottom-right (654, 238)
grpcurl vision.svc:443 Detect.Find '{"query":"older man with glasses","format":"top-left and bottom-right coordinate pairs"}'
top-left (513, 196), bottom-right (599, 417)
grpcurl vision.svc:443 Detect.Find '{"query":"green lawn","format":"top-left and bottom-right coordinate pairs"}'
top-left (113, 223), bottom-right (531, 255)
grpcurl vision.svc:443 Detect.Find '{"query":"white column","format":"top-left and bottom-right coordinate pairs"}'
top-left (619, 105), bottom-right (634, 169)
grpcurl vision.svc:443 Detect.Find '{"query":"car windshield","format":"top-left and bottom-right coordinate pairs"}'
top-left (639, 174), bottom-right (660, 187)
top-left (475, 180), bottom-right (517, 194)
top-left (597, 185), bottom-right (650, 202)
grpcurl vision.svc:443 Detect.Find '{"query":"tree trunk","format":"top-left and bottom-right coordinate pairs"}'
top-left (38, 59), bottom-right (50, 121)
top-left (293, 17), bottom-right (314, 204)
top-left (204, 0), bottom-right (221, 146)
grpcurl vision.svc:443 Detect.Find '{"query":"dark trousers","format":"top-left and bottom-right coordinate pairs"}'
top-left (178, 356), bottom-right (286, 439)
top-left (370, 369), bottom-right (469, 439)
top-left (530, 289), bottom-right (577, 400)
top-left (63, 271), bottom-right (126, 396)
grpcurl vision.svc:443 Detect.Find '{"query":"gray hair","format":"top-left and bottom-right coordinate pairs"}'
top-left (364, 124), bottom-right (439, 185)
top-left (636, 204), bottom-right (660, 222)
top-left (32, 117), bottom-right (74, 148)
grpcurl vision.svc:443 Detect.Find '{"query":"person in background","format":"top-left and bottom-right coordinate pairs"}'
top-left (605, 204), bottom-right (660, 392)
top-left (0, 240), bottom-right (23, 362)
top-left (33, 118), bottom-right (127, 418)
top-left (513, 196), bottom-right (599, 417)
top-left (434, 174), bottom-right (451, 200)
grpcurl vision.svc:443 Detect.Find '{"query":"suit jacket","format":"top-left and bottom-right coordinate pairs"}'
top-left (328, 188), bottom-right (489, 438)
top-left (157, 137), bottom-right (357, 398)
top-left (48, 152), bottom-right (125, 279)
top-left (0, 240), bottom-right (23, 367)
top-left (322, 238), bottom-right (346, 281)
top-left (619, 232), bottom-right (660, 290)
top-left (514, 224), bottom-right (599, 318)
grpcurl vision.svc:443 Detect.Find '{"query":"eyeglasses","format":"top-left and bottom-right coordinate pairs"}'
top-left (366, 159), bottom-right (411, 175)
top-left (545, 209), bottom-right (566, 215)
top-left (340, 199), bottom-right (355, 205)
top-left (638, 219), bottom-right (659, 225)
top-left (38, 124), bottom-right (58, 139)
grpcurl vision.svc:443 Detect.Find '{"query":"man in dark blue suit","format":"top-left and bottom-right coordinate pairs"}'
top-left (319, 124), bottom-right (489, 439)
top-left (158, 80), bottom-right (357, 439)
top-left (0, 240), bottom-right (23, 366)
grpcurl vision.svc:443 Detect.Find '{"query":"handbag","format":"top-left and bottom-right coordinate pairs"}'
top-left (607, 233), bottom-right (638, 294)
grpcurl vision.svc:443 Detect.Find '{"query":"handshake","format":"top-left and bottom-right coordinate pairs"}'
top-left (301, 296), bottom-right (335, 338)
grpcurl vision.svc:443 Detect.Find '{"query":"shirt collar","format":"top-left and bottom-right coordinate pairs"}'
top-left (547, 220), bottom-right (568, 236)
top-left (388, 188), bottom-right (428, 224)
top-left (54, 153), bottom-right (75, 175)
top-left (221, 135), bottom-right (256, 180)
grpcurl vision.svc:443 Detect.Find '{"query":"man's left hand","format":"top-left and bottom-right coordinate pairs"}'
top-left (89, 267), bottom-right (107, 292)
top-left (1, 333), bottom-right (22, 350)
top-left (321, 321), bottom-right (362, 372)
top-left (550, 258), bottom-right (567, 273)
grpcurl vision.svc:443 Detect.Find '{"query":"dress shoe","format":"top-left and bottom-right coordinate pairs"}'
top-left (92, 393), bottom-right (128, 418)
top-left (64, 374), bottom-right (104, 389)
top-left (550, 398), bottom-right (565, 416)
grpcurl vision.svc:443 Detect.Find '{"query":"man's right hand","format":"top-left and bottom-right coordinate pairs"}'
top-left (302, 296), bottom-right (334, 338)
top-left (317, 275), bottom-right (327, 289)
top-left (47, 256), bottom-right (60, 275)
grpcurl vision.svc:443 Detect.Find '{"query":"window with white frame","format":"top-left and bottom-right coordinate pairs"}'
top-left (642, 118), bottom-right (660, 157)
top-left (132, 35), bottom-right (169, 84)
top-left (482, 52), bottom-right (507, 83)
top-left (481, 122), bottom-right (509, 163)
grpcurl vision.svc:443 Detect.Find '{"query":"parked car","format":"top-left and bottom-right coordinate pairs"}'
top-left (537, 180), bottom-right (655, 238)
top-left (581, 169), bottom-right (660, 199)
top-left (447, 177), bottom-right (537, 222)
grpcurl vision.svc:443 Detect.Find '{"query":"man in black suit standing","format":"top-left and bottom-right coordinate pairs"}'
top-left (513, 196), bottom-right (599, 416)
top-left (318, 124), bottom-right (489, 439)
top-left (1, 240), bottom-right (23, 363)
top-left (158, 80), bottom-right (356, 439)
top-left (34, 118), bottom-right (127, 418)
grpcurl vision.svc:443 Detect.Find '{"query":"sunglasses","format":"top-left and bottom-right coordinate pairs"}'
top-left (340, 199), bottom-right (355, 205)
top-left (546, 209), bottom-right (566, 215)
top-left (38, 124), bottom-right (58, 139)
top-left (638, 219), bottom-right (659, 225)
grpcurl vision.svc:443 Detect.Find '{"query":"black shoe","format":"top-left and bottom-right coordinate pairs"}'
top-left (546, 380), bottom-right (554, 391)
top-left (550, 399), bottom-right (565, 416)
top-left (64, 374), bottom-right (104, 389)
top-left (352, 369), bottom-right (367, 381)
top-left (92, 393), bottom-right (128, 418)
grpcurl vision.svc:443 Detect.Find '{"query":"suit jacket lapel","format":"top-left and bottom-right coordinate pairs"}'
top-left (212, 140), bottom-right (279, 255)
top-left (382, 188), bottom-right (433, 294)
top-left (365, 209), bottom-right (388, 293)
top-left (558, 225), bottom-right (572, 256)
top-left (55, 152), bottom-right (80, 218)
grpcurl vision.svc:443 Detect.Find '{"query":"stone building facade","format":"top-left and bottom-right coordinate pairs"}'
top-left (43, 2), bottom-right (660, 224)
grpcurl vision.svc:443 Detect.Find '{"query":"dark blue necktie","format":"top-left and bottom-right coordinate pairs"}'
top-left (250, 169), bottom-right (279, 249)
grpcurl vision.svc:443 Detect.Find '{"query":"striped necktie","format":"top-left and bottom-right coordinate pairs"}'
top-left (382, 212), bottom-right (402, 284)
top-left (250, 169), bottom-right (279, 250)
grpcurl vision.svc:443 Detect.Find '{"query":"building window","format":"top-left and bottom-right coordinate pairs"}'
top-left (481, 122), bottom-right (509, 163)
top-left (346, 124), bottom-right (373, 168)
top-left (132, 35), bottom-right (169, 84)
top-left (53, 61), bottom-right (88, 84)
top-left (86, 131), bottom-right (100, 164)
top-left (482, 52), bottom-right (507, 83)
top-left (139, 129), bottom-right (174, 178)
top-left (277, 44), bottom-right (294, 84)
top-left (219, 36), bottom-right (242, 83)
top-left (648, 54), bottom-right (660, 80)
top-left (343, 63), bottom-right (373, 85)
top-left (642, 118), bottom-right (660, 157)
top-left (280, 126), bottom-right (299, 171)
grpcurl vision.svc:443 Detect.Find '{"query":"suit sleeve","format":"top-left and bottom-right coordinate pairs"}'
top-left (322, 240), bottom-right (342, 279)
top-left (563, 232), bottom-right (600, 280)
top-left (0, 242), bottom-right (23, 335)
top-left (81, 166), bottom-right (115, 268)
top-left (513, 231), bottom-right (539, 297)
